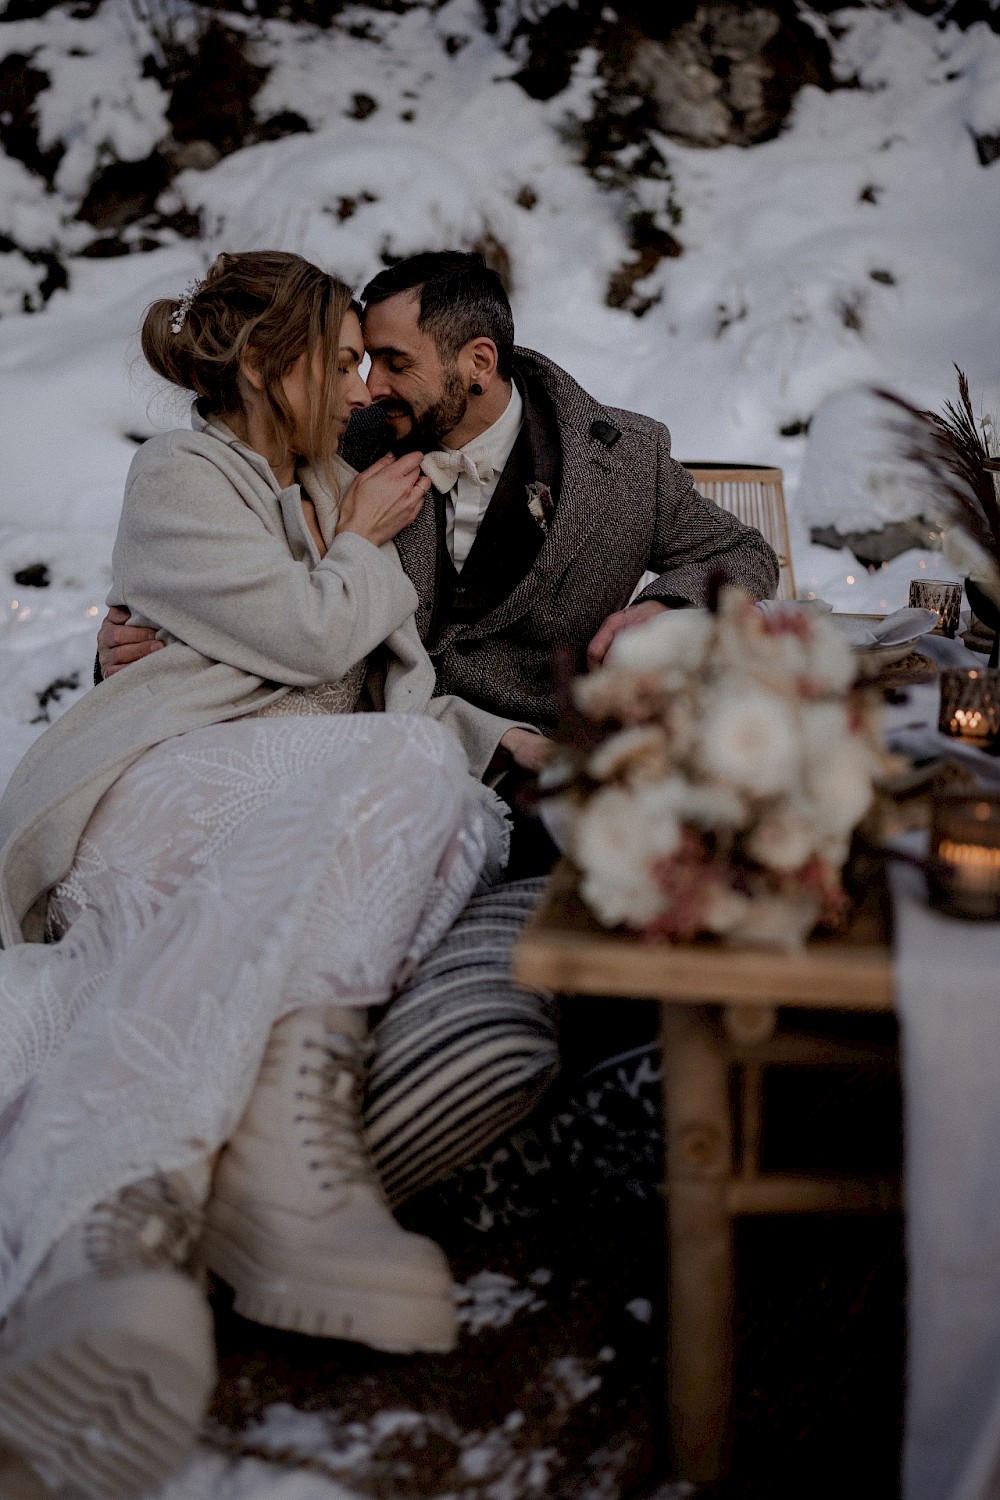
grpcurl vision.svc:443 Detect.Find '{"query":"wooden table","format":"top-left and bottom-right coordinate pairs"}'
top-left (514, 861), bottom-right (897, 1483)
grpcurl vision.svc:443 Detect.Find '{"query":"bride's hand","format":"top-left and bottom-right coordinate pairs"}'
top-left (336, 453), bottom-right (432, 547)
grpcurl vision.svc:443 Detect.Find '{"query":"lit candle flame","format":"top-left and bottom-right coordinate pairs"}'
top-left (939, 838), bottom-right (1000, 893)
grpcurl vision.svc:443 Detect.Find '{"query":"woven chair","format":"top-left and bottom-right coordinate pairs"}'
top-left (683, 463), bottom-right (796, 601)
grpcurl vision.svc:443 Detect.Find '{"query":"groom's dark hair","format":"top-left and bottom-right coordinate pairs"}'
top-left (361, 252), bottom-right (515, 380)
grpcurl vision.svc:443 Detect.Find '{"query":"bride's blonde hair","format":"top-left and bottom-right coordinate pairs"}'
top-left (142, 251), bottom-right (357, 482)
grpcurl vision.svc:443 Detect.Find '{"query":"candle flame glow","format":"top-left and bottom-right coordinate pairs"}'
top-left (939, 839), bottom-right (1000, 871)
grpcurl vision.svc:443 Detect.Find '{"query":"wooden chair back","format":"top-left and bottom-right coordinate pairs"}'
top-left (682, 463), bottom-right (796, 601)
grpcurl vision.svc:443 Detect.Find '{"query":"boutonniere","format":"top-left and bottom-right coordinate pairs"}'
top-left (526, 481), bottom-right (554, 533)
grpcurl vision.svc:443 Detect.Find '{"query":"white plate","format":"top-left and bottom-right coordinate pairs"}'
top-left (830, 607), bottom-right (939, 652)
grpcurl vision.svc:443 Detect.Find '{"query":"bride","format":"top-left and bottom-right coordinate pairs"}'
top-left (0, 250), bottom-right (530, 1500)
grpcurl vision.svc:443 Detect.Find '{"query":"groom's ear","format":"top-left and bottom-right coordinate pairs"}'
top-left (460, 336), bottom-right (499, 392)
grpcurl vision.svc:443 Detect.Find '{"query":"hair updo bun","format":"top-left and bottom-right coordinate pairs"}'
top-left (141, 250), bottom-right (357, 476)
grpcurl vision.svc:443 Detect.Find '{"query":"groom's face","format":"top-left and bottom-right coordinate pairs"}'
top-left (362, 292), bottom-right (467, 452)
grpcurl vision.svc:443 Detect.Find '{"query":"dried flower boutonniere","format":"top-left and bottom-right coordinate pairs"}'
top-left (526, 481), bottom-right (554, 533)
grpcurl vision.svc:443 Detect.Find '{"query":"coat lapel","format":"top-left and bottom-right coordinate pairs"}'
top-left (392, 495), bottom-right (440, 639)
top-left (434, 372), bottom-right (623, 650)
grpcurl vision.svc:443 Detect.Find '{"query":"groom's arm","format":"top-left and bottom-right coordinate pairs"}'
top-left (639, 425), bottom-right (779, 606)
top-left (96, 606), bottom-right (163, 680)
top-left (587, 420), bottom-right (779, 666)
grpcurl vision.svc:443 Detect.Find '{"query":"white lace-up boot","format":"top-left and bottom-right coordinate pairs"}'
top-left (202, 1005), bottom-right (457, 1353)
top-left (0, 1165), bottom-right (216, 1500)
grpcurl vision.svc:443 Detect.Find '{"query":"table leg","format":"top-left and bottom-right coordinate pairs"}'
top-left (660, 1003), bottom-right (734, 1482)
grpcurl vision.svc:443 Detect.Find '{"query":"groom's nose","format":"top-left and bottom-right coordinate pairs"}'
top-left (365, 360), bottom-right (392, 401)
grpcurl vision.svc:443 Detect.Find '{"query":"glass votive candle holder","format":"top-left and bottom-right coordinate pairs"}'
top-left (929, 790), bottom-right (1000, 920)
top-left (938, 667), bottom-right (1000, 745)
top-left (909, 577), bottom-right (963, 637)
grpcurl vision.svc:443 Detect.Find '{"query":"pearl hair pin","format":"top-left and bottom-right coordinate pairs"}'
top-left (170, 278), bottom-right (203, 335)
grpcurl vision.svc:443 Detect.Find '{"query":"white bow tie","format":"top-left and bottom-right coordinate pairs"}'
top-left (420, 449), bottom-right (493, 494)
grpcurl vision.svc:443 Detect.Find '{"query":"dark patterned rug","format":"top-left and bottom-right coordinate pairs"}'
top-left (208, 1000), bottom-right (904, 1499)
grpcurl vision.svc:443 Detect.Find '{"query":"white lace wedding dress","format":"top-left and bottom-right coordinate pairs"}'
top-left (0, 710), bottom-right (507, 1323)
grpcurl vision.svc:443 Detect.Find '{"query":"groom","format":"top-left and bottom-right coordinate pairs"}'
top-left (97, 252), bottom-right (778, 1211)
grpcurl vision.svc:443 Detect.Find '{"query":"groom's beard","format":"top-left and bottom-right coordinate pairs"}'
top-left (380, 366), bottom-right (469, 455)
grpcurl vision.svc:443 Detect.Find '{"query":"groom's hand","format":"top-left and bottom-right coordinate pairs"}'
top-left (97, 606), bottom-right (162, 677)
top-left (497, 727), bottom-right (552, 774)
top-left (586, 599), bottom-right (668, 671)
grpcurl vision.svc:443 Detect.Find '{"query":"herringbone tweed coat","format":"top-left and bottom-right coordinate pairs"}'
top-left (388, 348), bottom-right (779, 734)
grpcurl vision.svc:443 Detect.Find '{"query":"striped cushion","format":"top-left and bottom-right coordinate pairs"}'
top-left (363, 877), bottom-right (559, 1207)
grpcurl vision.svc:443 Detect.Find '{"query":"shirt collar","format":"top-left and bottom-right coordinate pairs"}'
top-left (449, 382), bottom-right (523, 477)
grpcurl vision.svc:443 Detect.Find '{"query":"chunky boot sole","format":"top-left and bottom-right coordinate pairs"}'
top-left (201, 1209), bottom-right (457, 1354)
top-left (0, 1269), bottom-right (217, 1500)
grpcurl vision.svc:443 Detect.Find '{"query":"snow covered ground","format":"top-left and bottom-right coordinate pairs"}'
top-left (2, 2), bottom-right (999, 794)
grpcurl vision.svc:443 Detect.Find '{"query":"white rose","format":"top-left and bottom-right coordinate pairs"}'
top-left (702, 884), bottom-right (752, 936)
top-left (574, 782), bottom-right (682, 928)
top-left (723, 599), bottom-right (855, 696)
top-left (674, 780), bottom-right (747, 830)
top-left (588, 724), bottom-right (672, 784)
top-left (801, 702), bottom-right (849, 759)
top-left (719, 610), bottom-right (807, 683)
top-left (608, 607), bottom-right (712, 674)
top-left (698, 687), bottom-right (800, 797)
top-left (728, 891), bottom-right (821, 950)
top-left (803, 615), bottom-right (856, 694)
top-left (805, 736), bottom-right (875, 838)
top-left (746, 806), bottom-right (818, 872)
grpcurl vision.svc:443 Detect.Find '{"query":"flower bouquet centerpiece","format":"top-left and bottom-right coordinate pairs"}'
top-left (550, 588), bottom-right (893, 949)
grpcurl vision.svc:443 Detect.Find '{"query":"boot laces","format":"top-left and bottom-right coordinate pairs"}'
top-left (296, 1031), bottom-right (373, 1190)
top-left (85, 1173), bottom-right (204, 1276)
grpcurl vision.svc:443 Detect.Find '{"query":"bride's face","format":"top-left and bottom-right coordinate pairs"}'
top-left (332, 311), bottom-right (370, 439)
top-left (278, 310), bottom-right (370, 454)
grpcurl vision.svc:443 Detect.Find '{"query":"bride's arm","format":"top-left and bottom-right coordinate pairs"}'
top-left (113, 434), bottom-right (419, 687)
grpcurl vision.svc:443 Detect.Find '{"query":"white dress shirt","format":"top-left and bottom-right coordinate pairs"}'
top-left (440, 384), bottom-right (524, 571)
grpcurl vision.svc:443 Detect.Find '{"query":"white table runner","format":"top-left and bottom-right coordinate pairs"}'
top-left (881, 632), bottom-right (1000, 1499)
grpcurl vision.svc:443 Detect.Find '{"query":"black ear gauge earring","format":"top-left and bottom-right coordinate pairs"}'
top-left (470, 381), bottom-right (483, 395)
